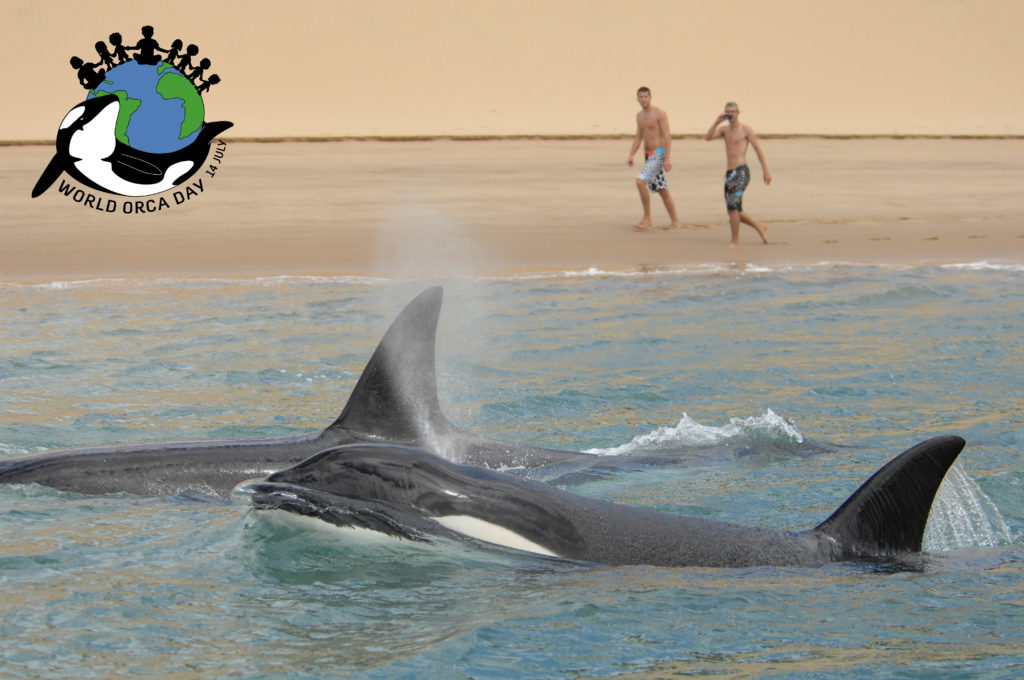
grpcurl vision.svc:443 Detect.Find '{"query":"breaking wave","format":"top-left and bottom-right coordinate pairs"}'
top-left (586, 408), bottom-right (805, 456)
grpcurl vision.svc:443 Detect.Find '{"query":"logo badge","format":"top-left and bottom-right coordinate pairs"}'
top-left (32, 25), bottom-right (233, 214)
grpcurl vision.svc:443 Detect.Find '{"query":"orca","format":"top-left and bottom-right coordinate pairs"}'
top-left (0, 287), bottom-right (582, 500)
top-left (244, 436), bottom-right (966, 568)
top-left (32, 94), bottom-right (233, 198)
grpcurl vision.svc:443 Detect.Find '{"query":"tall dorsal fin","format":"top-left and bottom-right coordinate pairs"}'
top-left (197, 120), bottom-right (234, 144)
top-left (327, 287), bottom-right (450, 443)
top-left (814, 435), bottom-right (965, 558)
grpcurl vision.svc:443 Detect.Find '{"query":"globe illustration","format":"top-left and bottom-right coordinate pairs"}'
top-left (88, 60), bottom-right (204, 154)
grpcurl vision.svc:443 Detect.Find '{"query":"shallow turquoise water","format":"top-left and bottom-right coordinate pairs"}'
top-left (1, 264), bottom-right (1022, 678)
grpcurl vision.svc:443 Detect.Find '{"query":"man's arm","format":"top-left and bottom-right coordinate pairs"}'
top-left (659, 108), bottom-right (673, 171)
top-left (705, 114), bottom-right (727, 141)
top-left (748, 126), bottom-right (771, 184)
top-left (627, 116), bottom-right (642, 166)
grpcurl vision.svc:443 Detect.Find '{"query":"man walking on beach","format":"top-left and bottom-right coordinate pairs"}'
top-left (705, 102), bottom-right (771, 246)
top-left (627, 87), bottom-right (681, 230)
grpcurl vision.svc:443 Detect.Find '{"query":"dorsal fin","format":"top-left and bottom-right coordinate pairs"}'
top-left (814, 435), bottom-right (965, 558)
top-left (327, 287), bottom-right (450, 443)
top-left (198, 120), bottom-right (234, 143)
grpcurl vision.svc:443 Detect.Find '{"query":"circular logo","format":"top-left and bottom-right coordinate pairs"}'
top-left (33, 26), bottom-right (232, 202)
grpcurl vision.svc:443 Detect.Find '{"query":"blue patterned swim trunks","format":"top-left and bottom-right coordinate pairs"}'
top-left (638, 148), bottom-right (668, 192)
top-left (724, 164), bottom-right (750, 211)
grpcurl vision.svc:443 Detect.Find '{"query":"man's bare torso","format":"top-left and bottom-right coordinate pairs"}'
top-left (637, 106), bottom-right (670, 152)
top-left (722, 123), bottom-right (753, 169)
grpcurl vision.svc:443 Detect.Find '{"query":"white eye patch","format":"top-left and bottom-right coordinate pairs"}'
top-left (60, 106), bottom-right (86, 129)
top-left (434, 515), bottom-right (558, 557)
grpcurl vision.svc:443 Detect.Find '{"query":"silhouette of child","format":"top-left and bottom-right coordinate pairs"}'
top-left (131, 25), bottom-right (165, 66)
top-left (188, 58), bottom-right (211, 84)
top-left (196, 73), bottom-right (220, 95)
top-left (70, 56), bottom-right (106, 90)
top-left (165, 39), bottom-right (184, 66)
top-left (94, 41), bottom-right (115, 70)
top-left (109, 33), bottom-right (130, 64)
top-left (176, 44), bottom-right (199, 73)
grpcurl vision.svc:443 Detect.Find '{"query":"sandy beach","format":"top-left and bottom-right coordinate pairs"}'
top-left (3, 136), bottom-right (1022, 283)
top-left (2, 1), bottom-right (1022, 283)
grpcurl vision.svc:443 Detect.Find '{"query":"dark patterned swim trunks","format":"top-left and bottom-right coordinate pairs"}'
top-left (638, 148), bottom-right (668, 192)
top-left (724, 164), bottom-right (750, 211)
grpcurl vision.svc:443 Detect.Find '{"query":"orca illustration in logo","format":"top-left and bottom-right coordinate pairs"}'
top-left (32, 96), bottom-right (232, 198)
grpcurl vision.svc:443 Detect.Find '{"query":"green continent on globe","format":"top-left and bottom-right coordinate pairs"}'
top-left (88, 60), bottom-right (205, 154)
top-left (155, 62), bottom-right (204, 140)
top-left (90, 90), bottom-right (142, 147)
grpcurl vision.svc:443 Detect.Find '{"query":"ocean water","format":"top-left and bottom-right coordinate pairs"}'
top-left (0, 263), bottom-right (1021, 679)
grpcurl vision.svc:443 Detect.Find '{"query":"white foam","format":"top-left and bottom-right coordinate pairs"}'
top-left (586, 409), bottom-right (804, 456)
top-left (0, 442), bottom-right (30, 458)
top-left (5, 260), bottom-right (1023, 290)
top-left (560, 263), bottom-right (770, 279)
top-left (941, 261), bottom-right (1024, 272)
top-left (0, 273), bottom-right (394, 291)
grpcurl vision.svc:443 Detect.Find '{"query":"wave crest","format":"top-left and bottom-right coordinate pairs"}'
top-left (586, 408), bottom-right (804, 456)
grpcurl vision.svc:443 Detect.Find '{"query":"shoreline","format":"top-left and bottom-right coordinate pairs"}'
top-left (5, 261), bottom-right (1023, 291)
top-left (4, 138), bottom-right (1023, 285)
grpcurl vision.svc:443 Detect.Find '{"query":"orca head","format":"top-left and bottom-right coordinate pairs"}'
top-left (257, 443), bottom-right (470, 508)
top-left (242, 444), bottom-right (464, 543)
top-left (63, 96), bottom-right (121, 162)
top-left (32, 96), bottom-right (121, 197)
top-left (245, 443), bottom-right (582, 558)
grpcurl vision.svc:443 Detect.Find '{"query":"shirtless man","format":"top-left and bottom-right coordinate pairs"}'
top-left (705, 102), bottom-right (771, 246)
top-left (627, 87), bottom-right (681, 230)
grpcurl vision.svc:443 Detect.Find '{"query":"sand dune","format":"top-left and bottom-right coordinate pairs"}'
top-left (2, 1), bottom-right (1021, 141)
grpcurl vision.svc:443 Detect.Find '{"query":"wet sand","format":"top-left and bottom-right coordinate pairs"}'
top-left (3, 137), bottom-right (1023, 283)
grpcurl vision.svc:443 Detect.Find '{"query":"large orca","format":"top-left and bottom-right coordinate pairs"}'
top-left (32, 94), bottom-right (232, 198)
top-left (244, 436), bottom-right (966, 568)
top-left (0, 287), bottom-right (582, 500)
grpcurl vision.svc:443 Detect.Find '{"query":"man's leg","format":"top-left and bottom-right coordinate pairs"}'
top-left (634, 179), bottom-right (653, 229)
top-left (659, 189), bottom-right (682, 229)
top-left (739, 212), bottom-right (769, 243)
top-left (725, 209), bottom-right (741, 247)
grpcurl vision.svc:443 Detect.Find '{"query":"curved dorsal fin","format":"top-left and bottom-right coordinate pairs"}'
top-left (197, 120), bottom-right (234, 144)
top-left (327, 287), bottom-right (450, 443)
top-left (815, 435), bottom-right (965, 558)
